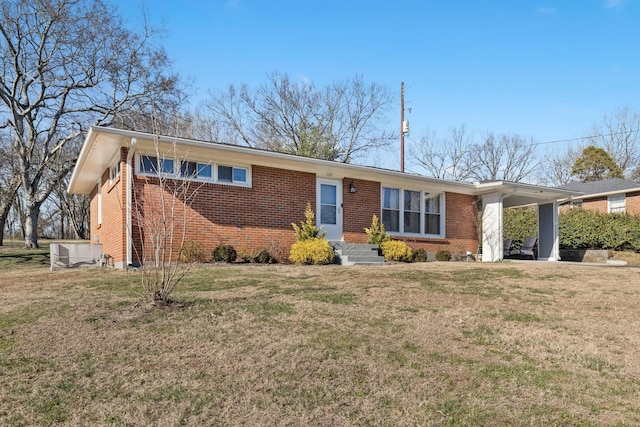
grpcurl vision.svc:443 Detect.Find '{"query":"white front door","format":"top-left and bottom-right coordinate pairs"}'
top-left (317, 178), bottom-right (342, 241)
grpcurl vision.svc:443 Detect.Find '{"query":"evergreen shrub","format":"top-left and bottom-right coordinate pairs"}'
top-left (212, 244), bottom-right (237, 263)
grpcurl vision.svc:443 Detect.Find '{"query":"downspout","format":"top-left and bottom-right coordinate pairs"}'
top-left (126, 137), bottom-right (138, 267)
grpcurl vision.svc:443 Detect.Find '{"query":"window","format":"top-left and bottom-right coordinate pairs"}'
top-left (139, 155), bottom-right (174, 175)
top-left (180, 161), bottom-right (212, 180)
top-left (404, 190), bottom-right (421, 233)
top-left (382, 187), bottom-right (444, 237)
top-left (136, 154), bottom-right (250, 187)
top-left (382, 187), bottom-right (400, 232)
top-left (218, 165), bottom-right (248, 184)
top-left (608, 194), bottom-right (626, 213)
top-left (109, 162), bottom-right (121, 183)
top-left (424, 193), bottom-right (441, 235)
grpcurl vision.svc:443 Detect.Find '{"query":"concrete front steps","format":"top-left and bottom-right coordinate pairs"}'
top-left (331, 242), bottom-right (387, 266)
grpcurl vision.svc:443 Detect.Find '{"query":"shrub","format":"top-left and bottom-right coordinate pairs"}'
top-left (380, 240), bottom-right (412, 262)
top-left (292, 202), bottom-right (326, 241)
top-left (212, 244), bottom-right (237, 263)
top-left (503, 207), bottom-right (538, 249)
top-left (364, 215), bottom-right (391, 245)
top-left (249, 248), bottom-right (273, 264)
top-left (289, 238), bottom-right (335, 265)
top-left (435, 249), bottom-right (452, 262)
top-left (559, 209), bottom-right (640, 251)
top-left (412, 248), bottom-right (429, 262)
top-left (178, 240), bottom-right (206, 263)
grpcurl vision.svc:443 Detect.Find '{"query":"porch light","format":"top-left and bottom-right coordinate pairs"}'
top-left (349, 182), bottom-right (356, 193)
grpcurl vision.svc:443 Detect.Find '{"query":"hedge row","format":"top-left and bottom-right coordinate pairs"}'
top-left (503, 207), bottom-right (640, 252)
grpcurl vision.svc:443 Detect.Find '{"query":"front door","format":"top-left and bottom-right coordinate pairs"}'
top-left (316, 178), bottom-right (342, 241)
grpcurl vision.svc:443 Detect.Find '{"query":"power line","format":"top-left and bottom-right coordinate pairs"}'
top-left (530, 128), bottom-right (640, 147)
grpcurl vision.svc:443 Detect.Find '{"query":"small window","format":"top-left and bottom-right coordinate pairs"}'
top-left (180, 161), bottom-right (197, 178)
top-left (218, 165), bottom-right (232, 182)
top-left (109, 162), bottom-right (121, 183)
top-left (218, 165), bottom-right (247, 183)
top-left (608, 194), bottom-right (626, 213)
top-left (198, 163), bottom-right (212, 179)
top-left (140, 155), bottom-right (174, 175)
top-left (233, 168), bottom-right (247, 183)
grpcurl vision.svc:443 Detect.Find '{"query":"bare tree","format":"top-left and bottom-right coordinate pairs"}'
top-left (0, 0), bottom-right (183, 248)
top-left (537, 146), bottom-right (583, 186)
top-left (470, 133), bottom-right (538, 182)
top-left (131, 136), bottom-right (206, 303)
top-left (0, 134), bottom-right (20, 245)
top-left (587, 106), bottom-right (640, 176)
top-left (409, 125), bottom-right (476, 181)
top-left (203, 72), bottom-right (394, 163)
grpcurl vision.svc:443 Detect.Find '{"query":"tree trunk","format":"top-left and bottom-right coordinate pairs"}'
top-left (0, 207), bottom-right (9, 246)
top-left (23, 203), bottom-right (40, 249)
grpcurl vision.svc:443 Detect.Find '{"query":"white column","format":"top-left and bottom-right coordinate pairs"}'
top-left (481, 193), bottom-right (504, 262)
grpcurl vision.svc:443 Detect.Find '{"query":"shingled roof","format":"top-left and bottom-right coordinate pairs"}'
top-left (557, 178), bottom-right (640, 196)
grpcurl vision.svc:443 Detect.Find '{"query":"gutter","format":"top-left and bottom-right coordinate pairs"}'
top-left (126, 137), bottom-right (138, 267)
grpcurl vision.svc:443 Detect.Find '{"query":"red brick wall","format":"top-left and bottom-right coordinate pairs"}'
top-left (342, 178), bottom-right (380, 243)
top-left (625, 192), bottom-right (640, 215)
top-left (131, 165), bottom-right (317, 262)
top-left (90, 148), bottom-right (127, 266)
top-left (582, 196), bottom-right (607, 213)
top-left (97, 158), bottom-right (480, 265)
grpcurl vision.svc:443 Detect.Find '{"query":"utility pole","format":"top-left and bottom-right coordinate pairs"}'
top-left (400, 82), bottom-right (405, 173)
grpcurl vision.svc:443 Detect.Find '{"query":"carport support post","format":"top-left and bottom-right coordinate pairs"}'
top-left (481, 193), bottom-right (504, 262)
top-left (537, 202), bottom-right (560, 261)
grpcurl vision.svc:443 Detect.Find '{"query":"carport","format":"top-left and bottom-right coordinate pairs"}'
top-left (475, 181), bottom-right (581, 262)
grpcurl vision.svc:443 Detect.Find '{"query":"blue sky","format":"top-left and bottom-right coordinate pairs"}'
top-left (116, 0), bottom-right (640, 170)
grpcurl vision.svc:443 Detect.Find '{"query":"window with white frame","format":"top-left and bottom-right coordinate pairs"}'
top-left (608, 194), bottom-right (626, 213)
top-left (137, 155), bottom-right (250, 186)
top-left (109, 161), bottom-right (121, 184)
top-left (382, 187), bottom-right (445, 237)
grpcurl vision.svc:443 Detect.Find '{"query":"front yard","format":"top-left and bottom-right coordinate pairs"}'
top-left (1, 249), bottom-right (640, 425)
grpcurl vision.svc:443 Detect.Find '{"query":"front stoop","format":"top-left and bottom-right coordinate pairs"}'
top-left (331, 242), bottom-right (387, 266)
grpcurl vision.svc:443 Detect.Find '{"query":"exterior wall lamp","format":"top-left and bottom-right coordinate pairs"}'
top-left (349, 182), bottom-right (356, 193)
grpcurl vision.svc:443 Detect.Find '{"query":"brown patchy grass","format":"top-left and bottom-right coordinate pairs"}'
top-left (1, 255), bottom-right (640, 426)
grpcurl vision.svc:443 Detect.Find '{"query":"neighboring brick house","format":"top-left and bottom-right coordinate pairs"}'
top-left (557, 178), bottom-right (640, 215)
top-left (67, 127), bottom-right (576, 267)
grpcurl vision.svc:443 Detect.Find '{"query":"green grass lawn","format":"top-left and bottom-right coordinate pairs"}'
top-left (1, 251), bottom-right (640, 426)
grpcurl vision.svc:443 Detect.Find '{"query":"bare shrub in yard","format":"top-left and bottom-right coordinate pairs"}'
top-left (178, 240), bottom-right (206, 263)
top-left (132, 134), bottom-right (206, 304)
top-left (249, 248), bottom-right (273, 263)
